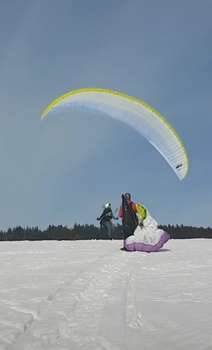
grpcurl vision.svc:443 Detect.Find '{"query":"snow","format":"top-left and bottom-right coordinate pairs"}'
top-left (0, 239), bottom-right (212, 350)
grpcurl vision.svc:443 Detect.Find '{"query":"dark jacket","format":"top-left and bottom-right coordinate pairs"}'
top-left (98, 207), bottom-right (113, 224)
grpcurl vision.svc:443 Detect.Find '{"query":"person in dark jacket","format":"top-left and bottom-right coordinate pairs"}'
top-left (118, 193), bottom-right (138, 240)
top-left (97, 203), bottom-right (118, 239)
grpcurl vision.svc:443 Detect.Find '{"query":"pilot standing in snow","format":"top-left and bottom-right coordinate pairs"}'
top-left (97, 203), bottom-right (118, 239)
top-left (118, 193), bottom-right (138, 240)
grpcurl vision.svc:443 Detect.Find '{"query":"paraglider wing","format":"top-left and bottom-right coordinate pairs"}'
top-left (41, 88), bottom-right (189, 180)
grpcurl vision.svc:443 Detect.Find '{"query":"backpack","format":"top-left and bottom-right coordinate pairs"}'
top-left (136, 203), bottom-right (147, 221)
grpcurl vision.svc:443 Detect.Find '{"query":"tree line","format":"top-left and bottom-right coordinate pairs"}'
top-left (0, 223), bottom-right (212, 241)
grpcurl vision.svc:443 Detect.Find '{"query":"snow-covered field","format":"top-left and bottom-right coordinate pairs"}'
top-left (0, 239), bottom-right (211, 350)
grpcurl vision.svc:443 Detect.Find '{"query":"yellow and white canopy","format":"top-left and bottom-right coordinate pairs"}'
top-left (42, 88), bottom-right (189, 180)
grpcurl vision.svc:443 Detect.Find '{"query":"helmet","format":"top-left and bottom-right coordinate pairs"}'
top-left (105, 202), bottom-right (111, 208)
top-left (124, 193), bottom-right (131, 200)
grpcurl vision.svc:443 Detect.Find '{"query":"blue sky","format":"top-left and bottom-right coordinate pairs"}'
top-left (0, 0), bottom-right (211, 229)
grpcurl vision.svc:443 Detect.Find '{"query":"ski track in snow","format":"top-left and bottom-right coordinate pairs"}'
top-left (0, 240), bottom-right (212, 350)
